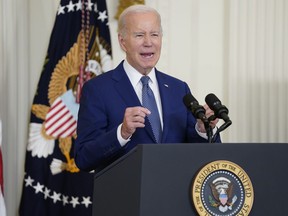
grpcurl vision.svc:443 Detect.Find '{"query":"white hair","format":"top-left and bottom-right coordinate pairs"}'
top-left (118, 4), bottom-right (163, 37)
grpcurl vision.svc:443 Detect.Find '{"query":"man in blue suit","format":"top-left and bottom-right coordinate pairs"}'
top-left (75, 5), bottom-right (220, 172)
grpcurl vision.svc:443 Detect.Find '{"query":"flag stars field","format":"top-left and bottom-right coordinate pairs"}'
top-left (51, 191), bottom-right (62, 204)
top-left (24, 176), bottom-right (34, 187)
top-left (62, 195), bottom-right (69, 206)
top-left (23, 175), bottom-right (92, 208)
top-left (67, 1), bottom-right (75, 12)
top-left (43, 187), bottom-right (50, 199)
top-left (98, 10), bottom-right (108, 22)
top-left (70, 197), bottom-right (80, 208)
top-left (56, 0), bottom-right (108, 27)
top-left (57, 0), bottom-right (106, 19)
top-left (33, 182), bottom-right (44, 194)
top-left (81, 197), bottom-right (92, 208)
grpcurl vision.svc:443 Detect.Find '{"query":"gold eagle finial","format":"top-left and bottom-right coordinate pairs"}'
top-left (115, 0), bottom-right (145, 20)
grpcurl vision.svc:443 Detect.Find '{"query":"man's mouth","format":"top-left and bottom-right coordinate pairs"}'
top-left (140, 52), bottom-right (154, 58)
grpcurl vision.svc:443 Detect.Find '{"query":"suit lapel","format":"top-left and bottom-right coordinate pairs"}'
top-left (112, 62), bottom-right (156, 142)
top-left (112, 62), bottom-right (140, 107)
top-left (156, 71), bottom-right (174, 143)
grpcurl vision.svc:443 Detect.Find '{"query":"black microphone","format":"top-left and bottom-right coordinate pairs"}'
top-left (205, 93), bottom-right (230, 122)
top-left (183, 93), bottom-right (208, 123)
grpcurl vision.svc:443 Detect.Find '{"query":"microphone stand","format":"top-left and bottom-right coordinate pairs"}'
top-left (211, 120), bottom-right (232, 143)
top-left (203, 118), bottom-right (213, 143)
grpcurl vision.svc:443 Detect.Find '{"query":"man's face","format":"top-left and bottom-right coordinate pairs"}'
top-left (118, 12), bottom-right (162, 75)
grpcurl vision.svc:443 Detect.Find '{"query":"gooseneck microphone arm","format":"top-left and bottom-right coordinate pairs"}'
top-left (183, 93), bottom-right (213, 143)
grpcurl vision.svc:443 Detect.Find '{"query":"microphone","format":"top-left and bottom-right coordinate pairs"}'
top-left (205, 93), bottom-right (230, 122)
top-left (183, 93), bottom-right (208, 123)
top-left (183, 93), bottom-right (213, 143)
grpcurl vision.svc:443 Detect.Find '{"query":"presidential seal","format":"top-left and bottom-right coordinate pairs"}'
top-left (192, 160), bottom-right (254, 216)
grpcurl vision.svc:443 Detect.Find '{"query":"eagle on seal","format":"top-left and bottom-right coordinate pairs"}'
top-left (210, 177), bottom-right (237, 212)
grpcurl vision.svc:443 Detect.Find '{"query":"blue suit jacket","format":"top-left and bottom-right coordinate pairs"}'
top-left (75, 61), bottom-right (220, 171)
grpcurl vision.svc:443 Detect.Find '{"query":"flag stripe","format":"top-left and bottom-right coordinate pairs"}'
top-left (49, 115), bottom-right (75, 137)
top-left (58, 121), bottom-right (77, 138)
top-left (46, 109), bottom-right (70, 131)
top-left (45, 99), bottom-right (63, 119)
top-left (45, 104), bottom-right (67, 127)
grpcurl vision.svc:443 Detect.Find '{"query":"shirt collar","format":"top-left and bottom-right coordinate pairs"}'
top-left (123, 60), bottom-right (157, 87)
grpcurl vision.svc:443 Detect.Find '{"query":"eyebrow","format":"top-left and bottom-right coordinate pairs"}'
top-left (133, 31), bottom-right (161, 35)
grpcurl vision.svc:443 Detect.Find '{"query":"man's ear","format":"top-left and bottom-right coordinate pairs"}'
top-left (118, 34), bottom-right (127, 52)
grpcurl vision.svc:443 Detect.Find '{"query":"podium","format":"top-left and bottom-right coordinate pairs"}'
top-left (93, 143), bottom-right (288, 216)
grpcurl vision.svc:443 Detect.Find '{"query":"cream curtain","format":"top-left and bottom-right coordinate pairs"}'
top-left (0, 0), bottom-right (59, 215)
top-left (226, 0), bottom-right (288, 142)
top-left (1, 0), bottom-right (30, 215)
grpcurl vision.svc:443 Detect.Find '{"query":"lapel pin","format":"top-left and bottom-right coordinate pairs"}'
top-left (164, 84), bottom-right (169, 88)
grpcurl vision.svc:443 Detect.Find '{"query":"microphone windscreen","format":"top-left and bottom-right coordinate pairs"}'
top-left (183, 93), bottom-right (198, 108)
top-left (205, 93), bottom-right (221, 109)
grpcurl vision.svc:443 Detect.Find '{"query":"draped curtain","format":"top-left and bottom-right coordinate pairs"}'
top-left (226, 0), bottom-right (288, 142)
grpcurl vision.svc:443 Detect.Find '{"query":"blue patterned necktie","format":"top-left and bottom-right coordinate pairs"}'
top-left (141, 76), bottom-right (162, 143)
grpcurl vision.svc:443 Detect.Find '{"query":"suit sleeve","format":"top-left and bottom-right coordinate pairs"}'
top-left (74, 81), bottom-right (122, 172)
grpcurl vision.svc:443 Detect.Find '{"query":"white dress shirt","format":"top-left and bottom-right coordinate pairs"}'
top-left (123, 60), bottom-right (163, 127)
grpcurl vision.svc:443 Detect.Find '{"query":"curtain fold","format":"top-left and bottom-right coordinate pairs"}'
top-left (227, 0), bottom-right (288, 142)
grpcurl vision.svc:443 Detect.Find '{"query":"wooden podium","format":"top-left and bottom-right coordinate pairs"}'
top-left (93, 143), bottom-right (288, 216)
